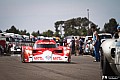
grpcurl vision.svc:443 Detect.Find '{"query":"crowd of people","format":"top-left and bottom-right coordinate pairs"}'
top-left (67, 26), bottom-right (100, 62)
top-left (63, 25), bottom-right (120, 62)
top-left (66, 26), bottom-right (100, 62)
top-left (70, 36), bottom-right (84, 56)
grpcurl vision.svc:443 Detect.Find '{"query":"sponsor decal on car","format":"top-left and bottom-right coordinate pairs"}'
top-left (34, 57), bottom-right (44, 60)
top-left (45, 55), bottom-right (51, 60)
top-left (53, 57), bottom-right (62, 60)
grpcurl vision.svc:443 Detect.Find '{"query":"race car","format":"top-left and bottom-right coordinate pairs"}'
top-left (21, 39), bottom-right (71, 63)
top-left (100, 38), bottom-right (120, 76)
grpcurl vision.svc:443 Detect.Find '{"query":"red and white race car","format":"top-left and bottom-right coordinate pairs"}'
top-left (21, 39), bottom-right (71, 63)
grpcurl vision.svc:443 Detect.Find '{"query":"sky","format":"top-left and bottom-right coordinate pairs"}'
top-left (0, 0), bottom-right (120, 33)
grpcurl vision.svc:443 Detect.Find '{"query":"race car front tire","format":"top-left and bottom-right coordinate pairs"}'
top-left (0, 49), bottom-right (2, 56)
top-left (21, 54), bottom-right (25, 63)
top-left (102, 55), bottom-right (115, 76)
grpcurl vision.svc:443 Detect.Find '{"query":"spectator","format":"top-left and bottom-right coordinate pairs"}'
top-left (113, 25), bottom-right (120, 39)
top-left (75, 37), bottom-right (79, 56)
top-left (91, 26), bottom-right (100, 62)
top-left (71, 37), bottom-right (75, 55)
top-left (79, 37), bottom-right (84, 55)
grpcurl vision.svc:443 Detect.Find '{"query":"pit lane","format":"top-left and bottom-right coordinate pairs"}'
top-left (0, 55), bottom-right (101, 80)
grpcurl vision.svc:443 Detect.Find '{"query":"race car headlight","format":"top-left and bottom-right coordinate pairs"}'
top-left (25, 50), bottom-right (32, 55)
top-left (63, 47), bottom-right (70, 54)
top-left (111, 48), bottom-right (115, 58)
top-left (29, 50), bottom-right (32, 55)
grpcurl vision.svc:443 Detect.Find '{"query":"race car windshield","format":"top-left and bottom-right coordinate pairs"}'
top-left (36, 44), bottom-right (57, 48)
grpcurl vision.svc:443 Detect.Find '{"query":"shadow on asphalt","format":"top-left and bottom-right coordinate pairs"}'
top-left (22, 61), bottom-right (77, 64)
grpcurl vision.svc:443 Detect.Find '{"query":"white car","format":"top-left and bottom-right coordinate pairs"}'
top-left (98, 33), bottom-right (112, 43)
top-left (83, 36), bottom-right (93, 54)
top-left (10, 42), bottom-right (21, 54)
top-left (100, 38), bottom-right (120, 77)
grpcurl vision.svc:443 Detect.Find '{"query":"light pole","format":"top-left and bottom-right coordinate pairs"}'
top-left (87, 9), bottom-right (89, 35)
top-left (87, 9), bottom-right (89, 22)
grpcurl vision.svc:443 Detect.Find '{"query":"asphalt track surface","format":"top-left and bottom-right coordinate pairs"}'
top-left (0, 55), bottom-right (101, 80)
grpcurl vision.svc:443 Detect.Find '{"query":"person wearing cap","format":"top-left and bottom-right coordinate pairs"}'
top-left (113, 25), bottom-right (120, 39)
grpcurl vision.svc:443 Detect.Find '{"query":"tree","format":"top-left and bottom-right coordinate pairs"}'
top-left (6, 25), bottom-right (19, 34)
top-left (55, 17), bottom-right (97, 37)
top-left (80, 27), bottom-right (87, 36)
top-left (5, 25), bottom-right (30, 36)
top-left (26, 32), bottom-right (30, 36)
top-left (37, 30), bottom-right (40, 36)
top-left (31, 31), bottom-right (38, 37)
top-left (104, 18), bottom-right (118, 34)
top-left (54, 21), bottom-right (64, 37)
top-left (42, 30), bottom-right (54, 37)
top-left (19, 30), bottom-right (27, 35)
top-left (0, 30), bottom-right (2, 33)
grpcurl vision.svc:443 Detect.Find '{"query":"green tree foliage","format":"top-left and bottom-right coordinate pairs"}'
top-left (54, 21), bottom-right (64, 37)
top-left (0, 30), bottom-right (2, 33)
top-left (31, 30), bottom-right (53, 37)
top-left (31, 31), bottom-right (38, 37)
top-left (42, 30), bottom-right (54, 37)
top-left (31, 30), bottom-right (41, 37)
top-left (19, 30), bottom-right (27, 35)
top-left (6, 25), bottom-right (19, 34)
top-left (54, 17), bottom-right (98, 37)
top-left (5, 25), bottom-right (30, 36)
top-left (104, 18), bottom-right (118, 34)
